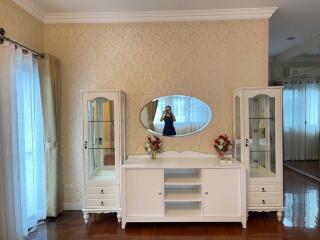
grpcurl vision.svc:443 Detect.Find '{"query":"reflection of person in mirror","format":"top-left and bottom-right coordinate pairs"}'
top-left (160, 106), bottom-right (176, 136)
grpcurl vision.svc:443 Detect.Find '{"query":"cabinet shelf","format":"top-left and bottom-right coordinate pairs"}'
top-left (249, 117), bottom-right (274, 120)
top-left (88, 120), bottom-right (114, 122)
top-left (250, 165), bottom-right (276, 178)
top-left (249, 150), bottom-right (272, 153)
top-left (249, 145), bottom-right (273, 152)
top-left (165, 208), bottom-right (202, 217)
top-left (165, 192), bottom-right (201, 202)
top-left (164, 177), bottom-right (201, 185)
top-left (89, 169), bottom-right (116, 181)
top-left (88, 147), bottom-right (115, 150)
top-left (165, 202), bottom-right (202, 218)
top-left (165, 186), bottom-right (201, 202)
top-left (164, 169), bottom-right (200, 186)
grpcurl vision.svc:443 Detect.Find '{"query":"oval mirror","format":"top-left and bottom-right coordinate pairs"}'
top-left (140, 95), bottom-right (212, 137)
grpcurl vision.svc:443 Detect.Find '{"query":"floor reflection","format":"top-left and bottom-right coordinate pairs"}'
top-left (285, 160), bottom-right (320, 179)
top-left (283, 168), bottom-right (320, 230)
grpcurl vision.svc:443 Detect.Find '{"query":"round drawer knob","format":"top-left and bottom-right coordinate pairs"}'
top-left (262, 188), bottom-right (266, 192)
top-left (262, 200), bottom-right (266, 204)
top-left (100, 201), bottom-right (104, 206)
top-left (158, 192), bottom-right (162, 195)
top-left (100, 189), bottom-right (104, 194)
top-left (204, 192), bottom-right (208, 195)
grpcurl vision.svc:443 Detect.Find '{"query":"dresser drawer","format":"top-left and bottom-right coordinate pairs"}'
top-left (248, 196), bottom-right (281, 207)
top-left (249, 184), bottom-right (280, 194)
top-left (86, 186), bottom-right (119, 195)
top-left (86, 198), bottom-right (120, 209)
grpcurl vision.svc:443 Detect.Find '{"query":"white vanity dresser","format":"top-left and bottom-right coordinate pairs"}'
top-left (121, 151), bottom-right (247, 229)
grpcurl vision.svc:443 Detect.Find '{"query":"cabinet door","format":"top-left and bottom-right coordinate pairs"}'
top-left (126, 169), bottom-right (164, 217)
top-left (243, 89), bottom-right (282, 181)
top-left (83, 91), bottom-right (120, 185)
top-left (233, 90), bottom-right (244, 163)
top-left (202, 169), bottom-right (241, 216)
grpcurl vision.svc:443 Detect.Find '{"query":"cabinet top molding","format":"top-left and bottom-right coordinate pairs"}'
top-left (129, 151), bottom-right (218, 159)
top-left (123, 153), bottom-right (243, 169)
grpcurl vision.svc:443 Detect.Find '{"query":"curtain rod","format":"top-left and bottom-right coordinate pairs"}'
top-left (0, 27), bottom-right (44, 58)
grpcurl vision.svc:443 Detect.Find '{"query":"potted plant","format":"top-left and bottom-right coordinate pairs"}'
top-left (145, 135), bottom-right (162, 160)
top-left (214, 134), bottom-right (232, 160)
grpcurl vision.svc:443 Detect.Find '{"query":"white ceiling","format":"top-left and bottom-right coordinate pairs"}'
top-left (31, 0), bottom-right (276, 12)
top-left (18, 0), bottom-right (320, 57)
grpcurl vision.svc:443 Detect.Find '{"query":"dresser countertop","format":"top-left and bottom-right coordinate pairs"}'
top-left (122, 156), bottom-right (243, 169)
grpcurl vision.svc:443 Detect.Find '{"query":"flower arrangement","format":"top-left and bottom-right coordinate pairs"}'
top-left (214, 134), bottom-right (232, 159)
top-left (145, 135), bottom-right (162, 159)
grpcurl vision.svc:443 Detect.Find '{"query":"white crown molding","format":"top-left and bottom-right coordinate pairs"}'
top-left (11, 0), bottom-right (46, 21)
top-left (43, 7), bottom-right (278, 24)
top-left (9, 2), bottom-right (278, 24)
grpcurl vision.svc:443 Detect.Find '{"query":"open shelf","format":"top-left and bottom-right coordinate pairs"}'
top-left (165, 185), bottom-right (201, 202)
top-left (164, 169), bottom-right (202, 217)
top-left (164, 169), bottom-right (201, 186)
top-left (165, 177), bottom-right (201, 185)
top-left (165, 202), bottom-right (202, 218)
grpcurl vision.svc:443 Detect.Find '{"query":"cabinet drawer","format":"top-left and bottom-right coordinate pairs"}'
top-left (86, 198), bottom-right (120, 208)
top-left (86, 186), bottom-right (119, 195)
top-left (248, 196), bottom-right (281, 207)
top-left (249, 184), bottom-right (280, 194)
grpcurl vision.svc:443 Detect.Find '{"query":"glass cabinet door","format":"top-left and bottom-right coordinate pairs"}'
top-left (246, 94), bottom-right (276, 178)
top-left (86, 97), bottom-right (116, 181)
top-left (234, 96), bottom-right (242, 162)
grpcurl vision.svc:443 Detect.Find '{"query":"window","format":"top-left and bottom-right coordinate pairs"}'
top-left (16, 53), bottom-right (46, 231)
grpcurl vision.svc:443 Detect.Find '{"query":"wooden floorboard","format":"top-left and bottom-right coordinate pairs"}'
top-left (29, 168), bottom-right (320, 239)
top-left (285, 160), bottom-right (320, 180)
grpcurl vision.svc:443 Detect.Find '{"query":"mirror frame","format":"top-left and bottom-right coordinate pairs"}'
top-left (139, 94), bottom-right (213, 137)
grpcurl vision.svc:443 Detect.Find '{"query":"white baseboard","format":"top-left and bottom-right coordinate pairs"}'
top-left (63, 202), bottom-right (83, 210)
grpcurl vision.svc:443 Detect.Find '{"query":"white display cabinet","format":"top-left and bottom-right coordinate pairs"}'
top-left (233, 87), bottom-right (283, 221)
top-left (82, 90), bottom-right (125, 224)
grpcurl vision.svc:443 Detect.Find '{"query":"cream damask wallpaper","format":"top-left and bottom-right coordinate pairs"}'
top-left (0, 0), bottom-right (43, 52)
top-left (44, 20), bottom-right (269, 206)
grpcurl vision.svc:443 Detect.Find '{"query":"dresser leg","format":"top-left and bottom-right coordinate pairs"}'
top-left (277, 210), bottom-right (283, 221)
top-left (121, 220), bottom-right (126, 229)
top-left (117, 211), bottom-right (122, 223)
top-left (242, 220), bottom-right (247, 228)
top-left (83, 211), bottom-right (89, 224)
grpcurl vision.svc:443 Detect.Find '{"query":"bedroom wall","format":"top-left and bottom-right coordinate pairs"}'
top-left (0, 0), bottom-right (43, 52)
top-left (43, 19), bottom-right (269, 207)
top-left (0, 0), bottom-right (44, 238)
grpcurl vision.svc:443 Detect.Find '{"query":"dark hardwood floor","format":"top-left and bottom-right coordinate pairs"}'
top-left (285, 160), bottom-right (320, 179)
top-left (29, 168), bottom-right (320, 240)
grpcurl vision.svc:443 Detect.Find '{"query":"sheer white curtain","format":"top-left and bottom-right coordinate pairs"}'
top-left (153, 96), bottom-right (211, 135)
top-left (305, 81), bottom-right (320, 160)
top-left (283, 79), bottom-right (320, 161)
top-left (0, 42), bottom-right (46, 239)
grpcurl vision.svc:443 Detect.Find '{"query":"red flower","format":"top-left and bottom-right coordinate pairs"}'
top-left (213, 134), bottom-right (232, 154)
